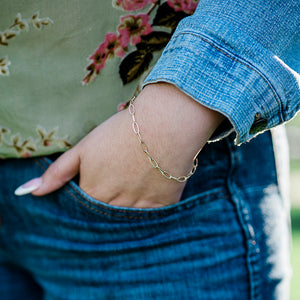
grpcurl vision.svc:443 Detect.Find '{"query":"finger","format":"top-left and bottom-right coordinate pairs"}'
top-left (15, 148), bottom-right (80, 196)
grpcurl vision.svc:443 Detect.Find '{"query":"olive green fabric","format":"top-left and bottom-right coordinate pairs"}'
top-left (0, 1), bottom-right (156, 158)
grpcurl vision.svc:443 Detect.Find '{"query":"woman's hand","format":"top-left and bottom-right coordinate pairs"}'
top-left (15, 83), bottom-right (224, 208)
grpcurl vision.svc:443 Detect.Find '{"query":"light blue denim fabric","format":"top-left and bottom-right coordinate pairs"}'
top-left (144, 0), bottom-right (300, 145)
top-left (0, 132), bottom-right (291, 299)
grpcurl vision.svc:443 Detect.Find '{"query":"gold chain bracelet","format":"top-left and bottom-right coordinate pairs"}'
top-left (128, 96), bottom-right (198, 183)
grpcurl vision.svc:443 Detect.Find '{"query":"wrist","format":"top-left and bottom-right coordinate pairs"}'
top-left (131, 82), bottom-right (225, 177)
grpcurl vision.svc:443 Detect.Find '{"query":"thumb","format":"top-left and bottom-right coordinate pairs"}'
top-left (14, 148), bottom-right (80, 196)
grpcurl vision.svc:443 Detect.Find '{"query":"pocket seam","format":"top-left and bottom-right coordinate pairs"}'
top-left (34, 157), bottom-right (181, 219)
top-left (64, 184), bottom-right (229, 220)
top-left (34, 156), bottom-right (227, 220)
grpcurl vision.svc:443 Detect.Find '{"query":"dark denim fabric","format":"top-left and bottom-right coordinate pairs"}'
top-left (0, 132), bottom-right (290, 299)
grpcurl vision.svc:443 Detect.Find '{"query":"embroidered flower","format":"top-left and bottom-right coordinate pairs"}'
top-left (0, 56), bottom-right (11, 76)
top-left (103, 32), bottom-right (127, 58)
top-left (113, 0), bottom-right (156, 11)
top-left (0, 29), bottom-right (21, 46)
top-left (83, 32), bottom-right (129, 85)
top-left (82, 63), bottom-right (97, 85)
top-left (10, 134), bottom-right (36, 158)
top-left (0, 12), bottom-right (53, 78)
top-left (89, 47), bottom-right (108, 72)
top-left (167, 0), bottom-right (199, 14)
top-left (37, 126), bottom-right (56, 147)
top-left (0, 32), bottom-right (8, 46)
top-left (118, 14), bottom-right (153, 46)
top-left (0, 12), bottom-right (52, 47)
top-left (36, 126), bottom-right (72, 149)
top-left (0, 125), bottom-right (71, 157)
top-left (0, 127), bottom-right (9, 145)
top-left (11, 13), bottom-right (30, 31)
top-left (31, 11), bottom-right (53, 30)
top-left (4, 29), bottom-right (19, 40)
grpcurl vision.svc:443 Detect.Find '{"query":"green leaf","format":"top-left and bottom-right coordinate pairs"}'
top-left (119, 50), bottom-right (153, 85)
top-left (137, 31), bottom-right (171, 52)
top-left (152, 2), bottom-right (188, 30)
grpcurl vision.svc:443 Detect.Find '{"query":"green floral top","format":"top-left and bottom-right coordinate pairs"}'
top-left (0, 0), bottom-right (197, 158)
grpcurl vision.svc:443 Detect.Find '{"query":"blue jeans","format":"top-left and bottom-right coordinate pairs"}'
top-left (0, 132), bottom-right (290, 299)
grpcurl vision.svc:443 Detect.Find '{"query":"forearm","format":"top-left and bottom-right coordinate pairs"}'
top-left (17, 82), bottom-right (224, 208)
top-left (135, 82), bottom-right (225, 177)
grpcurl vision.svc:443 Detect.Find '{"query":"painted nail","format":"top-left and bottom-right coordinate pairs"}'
top-left (14, 177), bottom-right (42, 196)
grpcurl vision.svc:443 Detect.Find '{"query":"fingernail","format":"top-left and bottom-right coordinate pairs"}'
top-left (14, 177), bottom-right (43, 196)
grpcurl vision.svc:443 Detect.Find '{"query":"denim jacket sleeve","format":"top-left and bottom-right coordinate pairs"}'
top-left (143, 0), bottom-right (300, 145)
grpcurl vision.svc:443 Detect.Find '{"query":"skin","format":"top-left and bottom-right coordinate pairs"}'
top-left (30, 83), bottom-right (225, 208)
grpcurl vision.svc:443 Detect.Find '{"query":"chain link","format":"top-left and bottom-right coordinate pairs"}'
top-left (128, 96), bottom-right (198, 183)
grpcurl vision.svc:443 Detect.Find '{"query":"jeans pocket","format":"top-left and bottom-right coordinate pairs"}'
top-left (35, 156), bottom-right (229, 223)
top-left (8, 156), bottom-right (248, 300)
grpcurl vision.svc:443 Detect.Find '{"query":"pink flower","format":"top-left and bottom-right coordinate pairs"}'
top-left (167, 0), bottom-right (199, 14)
top-left (113, 0), bottom-right (156, 11)
top-left (82, 33), bottom-right (128, 84)
top-left (82, 63), bottom-right (98, 85)
top-left (118, 14), bottom-right (153, 46)
top-left (21, 152), bottom-right (32, 158)
top-left (89, 33), bottom-right (127, 68)
top-left (102, 32), bottom-right (127, 58)
top-left (89, 46), bottom-right (108, 72)
top-left (117, 101), bottom-right (129, 111)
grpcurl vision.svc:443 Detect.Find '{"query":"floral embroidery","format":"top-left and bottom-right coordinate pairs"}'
top-left (31, 12), bottom-right (53, 29)
top-left (118, 14), bottom-right (153, 46)
top-left (0, 12), bottom-right (53, 76)
top-left (0, 125), bottom-right (71, 158)
top-left (167, 0), bottom-right (199, 14)
top-left (0, 56), bottom-right (11, 76)
top-left (83, 0), bottom-right (199, 85)
top-left (113, 0), bottom-right (156, 11)
top-left (0, 127), bottom-right (9, 145)
top-left (10, 13), bottom-right (30, 32)
top-left (36, 126), bottom-right (72, 149)
top-left (10, 134), bottom-right (36, 158)
top-left (103, 33), bottom-right (127, 58)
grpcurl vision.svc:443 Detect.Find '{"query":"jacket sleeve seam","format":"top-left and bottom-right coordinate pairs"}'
top-left (169, 31), bottom-right (284, 123)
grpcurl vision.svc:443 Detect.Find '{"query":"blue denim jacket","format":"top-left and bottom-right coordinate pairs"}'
top-left (144, 0), bottom-right (300, 144)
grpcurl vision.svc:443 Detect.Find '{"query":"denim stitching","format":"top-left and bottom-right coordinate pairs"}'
top-left (34, 157), bottom-right (227, 220)
top-left (169, 31), bottom-right (284, 123)
top-left (224, 139), bottom-right (262, 300)
top-left (64, 187), bottom-right (228, 220)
